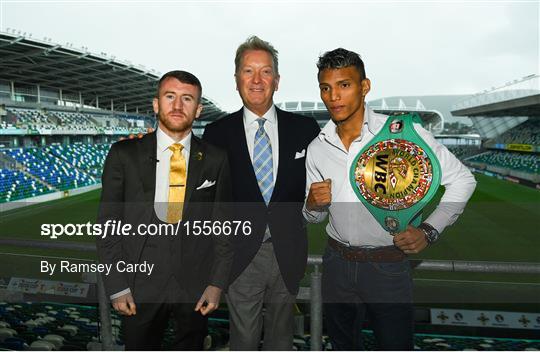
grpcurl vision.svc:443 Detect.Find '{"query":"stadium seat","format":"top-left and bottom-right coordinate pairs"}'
top-left (0, 328), bottom-right (17, 342)
top-left (0, 336), bottom-right (28, 350)
top-left (466, 151), bottom-right (539, 174)
top-left (57, 325), bottom-right (78, 336)
top-left (29, 339), bottom-right (56, 351)
top-left (43, 334), bottom-right (65, 349)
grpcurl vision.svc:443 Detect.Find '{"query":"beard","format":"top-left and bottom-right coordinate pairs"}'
top-left (158, 111), bottom-right (192, 133)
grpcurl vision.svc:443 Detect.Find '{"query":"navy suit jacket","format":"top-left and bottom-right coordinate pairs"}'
top-left (203, 107), bottom-right (320, 294)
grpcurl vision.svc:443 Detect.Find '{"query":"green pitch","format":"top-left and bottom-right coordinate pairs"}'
top-left (0, 173), bottom-right (538, 310)
top-left (0, 173), bottom-right (538, 260)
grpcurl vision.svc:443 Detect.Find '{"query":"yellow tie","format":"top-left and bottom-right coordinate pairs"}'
top-left (167, 143), bottom-right (186, 223)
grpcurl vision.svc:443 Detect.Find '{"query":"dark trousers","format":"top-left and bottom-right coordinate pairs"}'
top-left (122, 301), bottom-right (207, 350)
top-left (322, 245), bottom-right (414, 350)
top-left (122, 233), bottom-right (207, 350)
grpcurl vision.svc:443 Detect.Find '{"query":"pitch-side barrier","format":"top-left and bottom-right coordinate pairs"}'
top-left (1, 239), bottom-right (539, 351)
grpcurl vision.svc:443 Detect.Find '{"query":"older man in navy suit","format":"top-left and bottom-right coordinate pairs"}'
top-left (203, 36), bottom-right (320, 350)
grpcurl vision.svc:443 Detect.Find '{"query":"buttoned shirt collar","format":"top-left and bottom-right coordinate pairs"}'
top-left (156, 125), bottom-right (191, 155)
top-left (243, 105), bottom-right (277, 126)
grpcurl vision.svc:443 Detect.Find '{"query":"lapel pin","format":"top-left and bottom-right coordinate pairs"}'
top-left (194, 152), bottom-right (203, 161)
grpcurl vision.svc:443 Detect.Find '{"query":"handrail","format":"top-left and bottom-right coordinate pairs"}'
top-left (305, 255), bottom-right (540, 350)
top-left (1, 239), bottom-right (539, 351)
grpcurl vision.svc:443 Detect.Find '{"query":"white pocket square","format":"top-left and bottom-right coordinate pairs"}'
top-left (196, 180), bottom-right (216, 190)
top-left (295, 149), bottom-right (306, 159)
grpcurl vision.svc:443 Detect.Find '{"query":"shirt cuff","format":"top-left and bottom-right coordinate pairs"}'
top-left (425, 204), bottom-right (460, 234)
top-left (110, 288), bottom-right (131, 300)
top-left (302, 202), bottom-right (328, 223)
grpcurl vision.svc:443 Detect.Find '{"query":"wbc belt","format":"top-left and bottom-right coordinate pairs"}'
top-left (349, 113), bottom-right (441, 234)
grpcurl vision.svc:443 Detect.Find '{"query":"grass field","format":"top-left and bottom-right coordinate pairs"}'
top-left (1, 173), bottom-right (539, 310)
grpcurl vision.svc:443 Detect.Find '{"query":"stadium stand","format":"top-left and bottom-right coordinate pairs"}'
top-left (3, 106), bottom-right (154, 134)
top-left (0, 142), bottom-right (113, 203)
top-left (6, 107), bottom-right (55, 130)
top-left (0, 169), bottom-right (52, 203)
top-left (488, 118), bottom-right (540, 146)
top-left (1, 302), bottom-right (539, 351)
top-left (46, 111), bottom-right (95, 130)
top-left (466, 151), bottom-right (539, 174)
top-left (47, 144), bottom-right (109, 178)
top-left (446, 146), bottom-right (483, 160)
top-left (459, 118), bottom-right (540, 184)
top-left (1, 146), bottom-right (99, 192)
top-left (0, 302), bottom-right (102, 350)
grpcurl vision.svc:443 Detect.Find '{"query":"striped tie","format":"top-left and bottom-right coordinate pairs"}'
top-left (253, 118), bottom-right (274, 205)
top-left (167, 143), bottom-right (186, 223)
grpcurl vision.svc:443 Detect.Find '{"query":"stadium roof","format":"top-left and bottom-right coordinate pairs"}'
top-left (0, 31), bottom-right (224, 118)
top-left (451, 74), bottom-right (540, 118)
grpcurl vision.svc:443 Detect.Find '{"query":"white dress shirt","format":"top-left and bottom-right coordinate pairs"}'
top-left (154, 126), bottom-right (191, 222)
top-left (243, 105), bottom-right (279, 183)
top-left (303, 106), bottom-right (477, 247)
top-left (110, 126), bottom-right (192, 300)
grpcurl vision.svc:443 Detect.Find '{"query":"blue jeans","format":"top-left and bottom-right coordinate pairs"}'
top-left (322, 245), bottom-right (414, 350)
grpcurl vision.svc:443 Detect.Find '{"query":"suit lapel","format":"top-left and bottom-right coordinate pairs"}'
top-left (270, 108), bottom-right (292, 203)
top-left (137, 132), bottom-right (158, 202)
top-left (184, 134), bottom-right (205, 208)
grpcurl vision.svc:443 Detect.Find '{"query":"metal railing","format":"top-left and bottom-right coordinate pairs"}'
top-left (1, 238), bottom-right (539, 351)
top-left (305, 255), bottom-right (540, 350)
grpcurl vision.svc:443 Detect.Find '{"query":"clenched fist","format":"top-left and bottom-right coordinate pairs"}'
top-left (306, 179), bottom-right (332, 211)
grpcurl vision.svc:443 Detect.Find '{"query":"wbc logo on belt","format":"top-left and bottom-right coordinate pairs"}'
top-left (350, 114), bottom-right (441, 234)
top-left (354, 139), bottom-right (434, 210)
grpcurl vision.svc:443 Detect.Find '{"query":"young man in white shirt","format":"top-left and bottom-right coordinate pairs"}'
top-left (303, 48), bottom-right (476, 350)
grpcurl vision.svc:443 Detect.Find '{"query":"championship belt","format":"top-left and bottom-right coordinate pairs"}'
top-left (349, 113), bottom-right (441, 234)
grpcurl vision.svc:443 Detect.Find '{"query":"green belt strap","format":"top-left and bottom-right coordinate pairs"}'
top-left (349, 113), bottom-right (441, 234)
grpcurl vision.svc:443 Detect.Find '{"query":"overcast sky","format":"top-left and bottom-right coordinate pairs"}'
top-left (2, 0), bottom-right (538, 113)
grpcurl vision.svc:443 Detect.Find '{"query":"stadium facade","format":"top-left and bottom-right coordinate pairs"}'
top-left (0, 31), bottom-right (226, 205)
top-left (451, 74), bottom-right (540, 186)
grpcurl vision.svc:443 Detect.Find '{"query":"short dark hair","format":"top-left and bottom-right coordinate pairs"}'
top-left (317, 48), bottom-right (366, 80)
top-left (235, 35), bottom-right (279, 75)
top-left (155, 70), bottom-right (202, 102)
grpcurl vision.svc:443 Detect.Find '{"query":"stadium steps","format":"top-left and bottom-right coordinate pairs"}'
top-left (17, 165), bottom-right (57, 191)
top-left (0, 148), bottom-right (56, 191)
top-left (44, 149), bottom-right (98, 182)
top-left (0, 151), bottom-right (16, 169)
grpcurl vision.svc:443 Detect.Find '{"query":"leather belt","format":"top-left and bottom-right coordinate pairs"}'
top-left (328, 237), bottom-right (406, 263)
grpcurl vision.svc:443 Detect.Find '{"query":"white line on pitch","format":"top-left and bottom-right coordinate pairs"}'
top-left (0, 252), bottom-right (94, 262)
